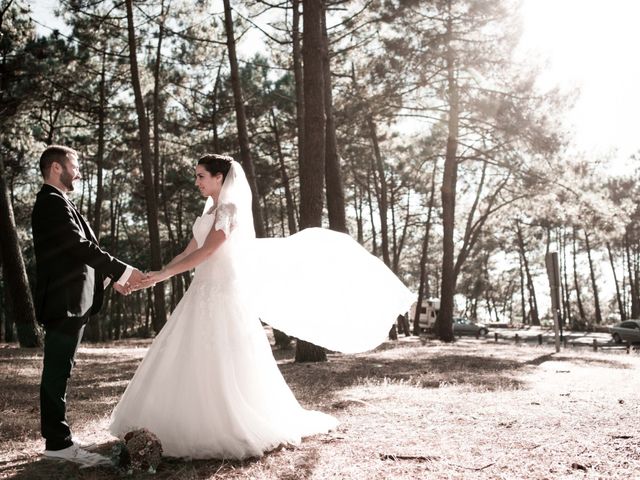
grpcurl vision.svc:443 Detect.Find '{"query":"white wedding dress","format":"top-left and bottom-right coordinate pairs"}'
top-left (109, 161), bottom-right (414, 460)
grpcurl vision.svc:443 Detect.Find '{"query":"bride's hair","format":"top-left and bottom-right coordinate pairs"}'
top-left (198, 154), bottom-right (233, 182)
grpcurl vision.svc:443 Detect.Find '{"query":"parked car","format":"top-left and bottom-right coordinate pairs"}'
top-left (453, 317), bottom-right (489, 336)
top-left (610, 320), bottom-right (640, 344)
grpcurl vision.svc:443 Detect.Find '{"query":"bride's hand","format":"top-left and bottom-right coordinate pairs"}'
top-left (130, 271), bottom-right (159, 291)
top-left (137, 270), bottom-right (170, 290)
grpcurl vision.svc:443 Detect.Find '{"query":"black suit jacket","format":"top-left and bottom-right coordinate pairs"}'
top-left (31, 184), bottom-right (127, 325)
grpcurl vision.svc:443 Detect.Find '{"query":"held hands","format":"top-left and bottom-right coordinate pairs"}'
top-left (137, 270), bottom-right (168, 289)
top-left (130, 270), bottom-right (171, 292)
top-left (113, 268), bottom-right (172, 295)
top-left (113, 268), bottom-right (146, 296)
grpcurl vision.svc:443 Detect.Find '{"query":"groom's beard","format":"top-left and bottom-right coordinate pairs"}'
top-left (60, 169), bottom-right (76, 192)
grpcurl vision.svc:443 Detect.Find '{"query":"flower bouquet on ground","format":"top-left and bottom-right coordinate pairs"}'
top-left (112, 428), bottom-right (163, 474)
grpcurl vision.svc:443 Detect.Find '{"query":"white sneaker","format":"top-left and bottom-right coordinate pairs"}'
top-left (43, 444), bottom-right (110, 467)
top-left (72, 438), bottom-right (97, 450)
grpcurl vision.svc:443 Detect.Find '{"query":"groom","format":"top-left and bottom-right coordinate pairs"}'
top-left (32, 145), bottom-right (145, 466)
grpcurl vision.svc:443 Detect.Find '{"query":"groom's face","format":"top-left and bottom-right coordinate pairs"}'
top-left (59, 154), bottom-right (81, 192)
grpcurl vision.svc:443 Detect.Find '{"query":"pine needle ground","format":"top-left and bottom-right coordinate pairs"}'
top-left (1, 335), bottom-right (639, 479)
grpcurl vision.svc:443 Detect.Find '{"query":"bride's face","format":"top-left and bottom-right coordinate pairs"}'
top-left (195, 165), bottom-right (223, 198)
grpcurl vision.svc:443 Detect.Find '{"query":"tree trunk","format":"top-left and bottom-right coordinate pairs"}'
top-left (321, 10), bottom-right (347, 233)
top-left (152, 0), bottom-right (166, 202)
top-left (437, 14), bottom-right (458, 343)
top-left (367, 116), bottom-right (390, 267)
top-left (572, 226), bottom-right (586, 324)
top-left (222, 0), bottom-right (266, 238)
top-left (365, 168), bottom-right (378, 256)
top-left (299, 0), bottom-right (326, 229)
top-left (584, 230), bottom-right (602, 324)
top-left (125, 0), bottom-right (167, 332)
top-left (91, 50), bottom-right (107, 238)
top-left (516, 222), bottom-right (539, 325)
top-left (0, 156), bottom-right (40, 347)
top-left (270, 108), bottom-right (297, 235)
top-left (295, 0), bottom-right (327, 362)
top-left (292, 0), bottom-right (304, 176)
top-left (606, 241), bottom-right (625, 321)
top-left (560, 228), bottom-right (572, 326)
top-left (353, 184), bottom-right (364, 244)
top-left (392, 190), bottom-right (411, 274)
top-left (413, 162), bottom-right (437, 335)
top-left (518, 250), bottom-right (526, 324)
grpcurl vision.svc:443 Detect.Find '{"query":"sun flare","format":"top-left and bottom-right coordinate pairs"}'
top-left (519, 0), bottom-right (640, 164)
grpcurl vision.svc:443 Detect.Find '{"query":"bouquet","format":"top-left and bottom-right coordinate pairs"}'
top-left (112, 428), bottom-right (163, 474)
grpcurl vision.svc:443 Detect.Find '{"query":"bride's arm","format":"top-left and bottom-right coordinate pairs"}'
top-left (145, 228), bottom-right (226, 284)
top-left (163, 237), bottom-right (198, 270)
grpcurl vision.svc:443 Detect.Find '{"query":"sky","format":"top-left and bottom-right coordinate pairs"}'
top-left (29, 0), bottom-right (640, 174)
top-left (518, 0), bottom-right (640, 172)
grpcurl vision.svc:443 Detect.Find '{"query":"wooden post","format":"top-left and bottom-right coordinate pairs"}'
top-left (537, 334), bottom-right (542, 346)
top-left (563, 336), bottom-right (568, 348)
top-left (494, 332), bottom-right (498, 343)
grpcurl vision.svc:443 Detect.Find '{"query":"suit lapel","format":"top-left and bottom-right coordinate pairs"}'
top-left (41, 184), bottom-right (98, 243)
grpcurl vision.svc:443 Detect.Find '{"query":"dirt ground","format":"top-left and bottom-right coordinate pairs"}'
top-left (1, 335), bottom-right (639, 479)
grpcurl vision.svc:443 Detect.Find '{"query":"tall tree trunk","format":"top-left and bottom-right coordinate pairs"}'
top-left (584, 230), bottom-right (602, 324)
top-left (222, 0), bottom-right (266, 238)
top-left (0, 156), bottom-right (40, 347)
top-left (125, 0), bottom-right (167, 332)
top-left (560, 228), bottom-right (572, 326)
top-left (572, 226), bottom-right (586, 323)
top-left (211, 58), bottom-right (224, 153)
top-left (91, 50), bottom-right (107, 238)
top-left (321, 9), bottom-right (347, 233)
top-left (295, 0), bottom-right (327, 363)
top-left (292, 0), bottom-right (304, 176)
top-left (392, 190), bottom-right (411, 274)
top-left (353, 183), bottom-right (364, 244)
top-left (270, 108), bottom-right (297, 235)
top-left (413, 162), bottom-right (437, 335)
top-left (518, 250), bottom-right (526, 324)
top-left (152, 0), bottom-right (166, 202)
top-left (367, 116), bottom-right (390, 267)
top-left (437, 12), bottom-right (458, 343)
top-left (298, 0), bottom-right (325, 229)
top-left (366, 168), bottom-right (378, 255)
top-left (516, 222), bottom-right (539, 326)
top-left (606, 241), bottom-right (625, 321)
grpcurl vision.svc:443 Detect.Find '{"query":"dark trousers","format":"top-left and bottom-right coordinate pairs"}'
top-left (40, 314), bottom-right (88, 451)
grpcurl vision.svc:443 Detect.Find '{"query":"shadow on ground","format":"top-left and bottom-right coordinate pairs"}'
top-left (1, 441), bottom-right (269, 480)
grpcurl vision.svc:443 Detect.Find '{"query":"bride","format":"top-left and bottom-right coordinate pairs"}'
top-left (109, 154), bottom-right (414, 459)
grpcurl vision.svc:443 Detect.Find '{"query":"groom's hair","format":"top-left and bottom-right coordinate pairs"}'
top-left (198, 154), bottom-right (233, 182)
top-left (40, 145), bottom-right (77, 178)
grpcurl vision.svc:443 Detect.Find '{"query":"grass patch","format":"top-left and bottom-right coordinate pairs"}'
top-left (0, 336), bottom-right (639, 479)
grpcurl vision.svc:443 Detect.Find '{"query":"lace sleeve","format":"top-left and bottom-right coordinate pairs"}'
top-left (214, 203), bottom-right (237, 237)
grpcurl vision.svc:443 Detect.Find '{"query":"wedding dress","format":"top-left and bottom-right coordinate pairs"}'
top-left (109, 161), bottom-right (414, 459)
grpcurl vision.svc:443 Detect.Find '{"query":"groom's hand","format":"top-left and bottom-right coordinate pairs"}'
top-left (127, 269), bottom-right (146, 290)
top-left (113, 283), bottom-right (130, 296)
